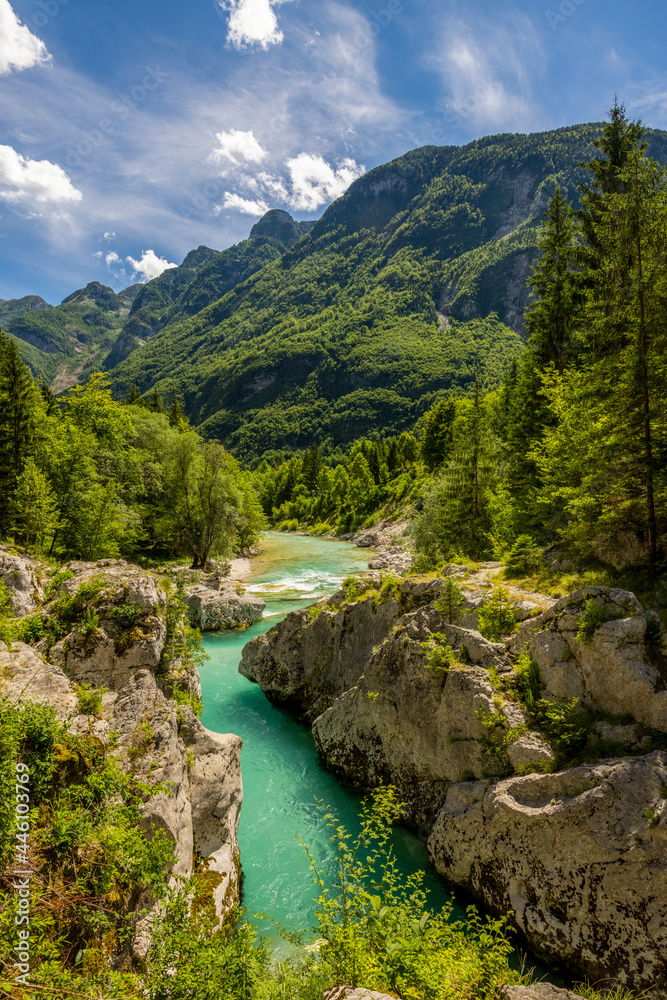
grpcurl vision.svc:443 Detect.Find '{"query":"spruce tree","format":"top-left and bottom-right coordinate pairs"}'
top-left (0, 332), bottom-right (41, 533)
top-left (525, 187), bottom-right (580, 373)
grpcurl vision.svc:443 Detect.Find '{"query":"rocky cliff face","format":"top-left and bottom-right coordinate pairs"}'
top-left (0, 556), bottom-right (243, 958)
top-left (241, 576), bottom-right (667, 997)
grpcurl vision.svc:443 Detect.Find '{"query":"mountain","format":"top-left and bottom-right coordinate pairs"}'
top-left (1, 211), bottom-right (316, 392)
top-left (104, 123), bottom-right (667, 456)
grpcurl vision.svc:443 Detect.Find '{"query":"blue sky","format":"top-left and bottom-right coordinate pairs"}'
top-left (1, 0), bottom-right (666, 304)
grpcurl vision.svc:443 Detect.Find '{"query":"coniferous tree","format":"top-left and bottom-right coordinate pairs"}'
top-left (0, 332), bottom-right (41, 533)
top-left (525, 187), bottom-right (580, 373)
top-left (421, 398), bottom-right (457, 471)
top-left (536, 131), bottom-right (667, 563)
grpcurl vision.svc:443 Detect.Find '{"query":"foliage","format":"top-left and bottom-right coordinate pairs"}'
top-left (434, 579), bottom-right (465, 625)
top-left (76, 683), bottom-right (108, 717)
top-left (514, 648), bottom-right (542, 712)
top-left (477, 587), bottom-right (516, 642)
top-left (575, 599), bottom-right (620, 644)
top-left (420, 633), bottom-right (458, 672)
top-left (0, 698), bottom-right (174, 988)
top-left (505, 535), bottom-right (541, 577)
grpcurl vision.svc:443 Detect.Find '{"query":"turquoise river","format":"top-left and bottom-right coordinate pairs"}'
top-left (199, 531), bottom-right (550, 978)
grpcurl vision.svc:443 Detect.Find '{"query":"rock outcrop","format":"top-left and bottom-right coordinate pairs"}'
top-left (242, 576), bottom-right (667, 997)
top-left (429, 755), bottom-right (667, 995)
top-left (0, 549), bottom-right (44, 614)
top-left (509, 586), bottom-right (667, 732)
top-left (0, 558), bottom-right (243, 956)
top-left (240, 585), bottom-right (405, 721)
top-left (184, 579), bottom-right (265, 631)
top-left (313, 604), bottom-right (516, 829)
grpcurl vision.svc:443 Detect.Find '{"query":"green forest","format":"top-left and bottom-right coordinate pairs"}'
top-left (1, 102), bottom-right (667, 998)
top-left (250, 104), bottom-right (667, 577)
top-left (1, 104), bottom-right (666, 575)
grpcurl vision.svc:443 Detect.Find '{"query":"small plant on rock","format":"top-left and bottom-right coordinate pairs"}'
top-left (477, 587), bottom-right (516, 642)
top-left (75, 683), bottom-right (108, 717)
top-left (434, 578), bottom-right (465, 625)
top-left (575, 598), bottom-right (620, 644)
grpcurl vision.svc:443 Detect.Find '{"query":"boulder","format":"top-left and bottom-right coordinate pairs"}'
top-left (184, 583), bottom-right (265, 631)
top-left (241, 591), bottom-right (403, 721)
top-left (427, 753), bottom-right (667, 995)
top-left (0, 550), bottom-right (44, 614)
top-left (312, 605), bottom-right (519, 829)
top-left (510, 587), bottom-right (667, 733)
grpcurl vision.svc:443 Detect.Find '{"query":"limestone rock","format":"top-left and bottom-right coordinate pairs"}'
top-left (501, 986), bottom-right (586, 1000)
top-left (0, 640), bottom-right (77, 718)
top-left (506, 732), bottom-right (554, 770)
top-left (427, 753), bottom-right (667, 995)
top-left (3, 557), bottom-right (244, 954)
top-left (312, 606), bottom-right (520, 829)
top-left (0, 551), bottom-right (44, 614)
top-left (241, 592), bottom-right (403, 721)
top-left (510, 587), bottom-right (667, 733)
top-left (184, 582), bottom-right (265, 631)
top-left (324, 990), bottom-right (395, 1000)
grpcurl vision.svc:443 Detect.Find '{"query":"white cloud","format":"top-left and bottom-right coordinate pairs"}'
top-left (92, 250), bottom-right (103, 259)
top-left (105, 251), bottom-right (121, 266)
top-left (101, 230), bottom-right (115, 242)
top-left (284, 153), bottom-right (364, 211)
top-left (0, 144), bottom-right (82, 208)
top-left (215, 192), bottom-right (269, 215)
top-left (0, 0), bottom-right (50, 76)
top-left (219, 0), bottom-right (286, 50)
top-left (208, 129), bottom-right (267, 173)
top-left (126, 249), bottom-right (177, 282)
top-left (256, 170), bottom-right (289, 201)
top-left (434, 14), bottom-right (543, 134)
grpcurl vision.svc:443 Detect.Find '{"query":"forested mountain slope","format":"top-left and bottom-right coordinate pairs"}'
top-left (105, 123), bottom-right (667, 456)
top-left (3, 211), bottom-right (311, 391)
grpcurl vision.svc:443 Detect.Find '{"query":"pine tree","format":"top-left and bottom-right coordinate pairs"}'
top-left (168, 398), bottom-right (189, 430)
top-left (0, 332), bottom-right (41, 533)
top-left (536, 139), bottom-right (667, 564)
top-left (126, 382), bottom-right (145, 406)
top-left (421, 398), bottom-right (457, 471)
top-left (148, 386), bottom-right (165, 413)
top-left (525, 187), bottom-right (580, 373)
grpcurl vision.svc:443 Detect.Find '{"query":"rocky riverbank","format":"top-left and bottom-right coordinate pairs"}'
top-left (0, 549), bottom-right (245, 960)
top-left (241, 574), bottom-right (667, 997)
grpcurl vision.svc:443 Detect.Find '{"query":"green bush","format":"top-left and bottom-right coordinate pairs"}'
top-left (434, 578), bottom-right (465, 625)
top-left (420, 633), bottom-right (458, 672)
top-left (514, 648), bottom-right (541, 711)
top-left (44, 567), bottom-right (75, 600)
top-left (505, 535), bottom-right (541, 576)
top-left (477, 587), bottom-right (516, 642)
top-left (75, 683), bottom-right (108, 717)
top-left (575, 598), bottom-right (620, 644)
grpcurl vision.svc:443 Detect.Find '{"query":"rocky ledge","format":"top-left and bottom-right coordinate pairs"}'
top-left (241, 577), bottom-right (667, 997)
top-left (184, 574), bottom-right (265, 631)
top-left (0, 556), bottom-right (243, 958)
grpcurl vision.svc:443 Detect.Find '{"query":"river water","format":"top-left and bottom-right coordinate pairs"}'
top-left (199, 533), bottom-right (457, 940)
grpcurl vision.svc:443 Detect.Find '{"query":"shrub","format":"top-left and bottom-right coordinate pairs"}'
top-left (108, 603), bottom-right (143, 626)
top-left (44, 567), bottom-right (75, 600)
top-left (342, 576), bottom-right (367, 602)
top-left (505, 535), bottom-right (541, 576)
top-left (434, 578), bottom-right (465, 624)
top-left (477, 587), bottom-right (516, 642)
top-left (420, 633), bottom-right (458, 672)
top-left (514, 647), bottom-right (541, 711)
top-left (76, 683), bottom-right (108, 717)
top-left (575, 598), bottom-right (620, 644)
